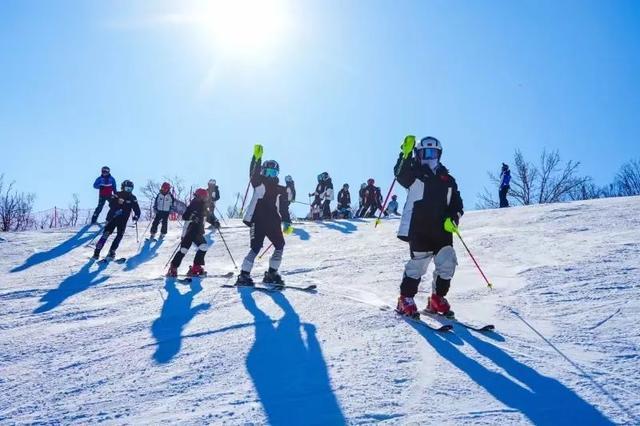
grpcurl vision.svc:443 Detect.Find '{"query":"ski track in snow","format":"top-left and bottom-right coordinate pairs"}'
top-left (1, 196), bottom-right (639, 424)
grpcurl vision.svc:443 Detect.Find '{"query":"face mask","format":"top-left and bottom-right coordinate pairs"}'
top-left (422, 158), bottom-right (439, 171)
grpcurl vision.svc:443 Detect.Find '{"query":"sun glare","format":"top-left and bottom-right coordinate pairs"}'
top-left (195, 0), bottom-right (291, 60)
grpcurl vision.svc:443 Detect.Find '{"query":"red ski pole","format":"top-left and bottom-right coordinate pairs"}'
top-left (374, 178), bottom-right (397, 227)
top-left (258, 242), bottom-right (274, 259)
top-left (454, 229), bottom-right (493, 289)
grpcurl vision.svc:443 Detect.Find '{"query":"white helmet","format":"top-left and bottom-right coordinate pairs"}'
top-left (415, 136), bottom-right (442, 161)
top-left (208, 179), bottom-right (216, 186)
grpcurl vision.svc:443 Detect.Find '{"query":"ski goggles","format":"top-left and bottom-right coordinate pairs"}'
top-left (262, 168), bottom-right (279, 178)
top-left (124, 186), bottom-right (133, 193)
top-left (417, 147), bottom-right (440, 160)
top-left (101, 169), bottom-right (110, 174)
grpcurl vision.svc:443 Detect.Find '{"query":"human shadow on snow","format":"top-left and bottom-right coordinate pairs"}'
top-left (292, 227), bottom-right (311, 241)
top-left (409, 323), bottom-right (613, 425)
top-left (123, 239), bottom-right (164, 271)
top-left (239, 289), bottom-right (346, 425)
top-left (11, 224), bottom-right (101, 273)
top-left (319, 220), bottom-right (358, 235)
top-left (151, 279), bottom-right (210, 364)
top-left (33, 259), bottom-right (109, 313)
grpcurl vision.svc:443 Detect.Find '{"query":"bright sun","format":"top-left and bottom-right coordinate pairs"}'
top-left (194, 0), bottom-right (291, 60)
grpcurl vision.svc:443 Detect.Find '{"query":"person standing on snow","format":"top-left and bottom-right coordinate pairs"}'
top-left (206, 179), bottom-right (221, 228)
top-left (285, 175), bottom-right (296, 203)
top-left (334, 183), bottom-right (352, 219)
top-left (309, 172), bottom-right (333, 219)
top-left (236, 145), bottom-right (292, 286)
top-left (385, 194), bottom-right (400, 216)
top-left (355, 183), bottom-right (367, 217)
top-left (394, 136), bottom-right (464, 318)
top-left (499, 163), bottom-right (511, 208)
top-left (362, 179), bottom-right (382, 218)
top-left (91, 166), bottom-right (117, 224)
top-left (166, 188), bottom-right (210, 277)
top-left (92, 180), bottom-right (140, 260)
top-left (149, 182), bottom-right (174, 240)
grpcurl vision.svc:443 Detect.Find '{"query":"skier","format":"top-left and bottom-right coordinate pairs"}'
top-left (355, 183), bottom-right (367, 217)
top-left (236, 144), bottom-right (292, 286)
top-left (206, 179), bottom-right (221, 228)
top-left (394, 136), bottom-right (464, 318)
top-left (309, 175), bottom-right (323, 217)
top-left (334, 183), bottom-right (352, 219)
top-left (166, 188), bottom-right (210, 277)
top-left (150, 182), bottom-right (174, 240)
top-left (92, 180), bottom-right (141, 260)
top-left (285, 175), bottom-right (296, 202)
top-left (385, 194), bottom-right (400, 216)
top-left (91, 166), bottom-right (117, 224)
top-left (362, 179), bottom-right (382, 218)
top-left (309, 172), bottom-right (333, 219)
top-left (499, 163), bottom-right (511, 208)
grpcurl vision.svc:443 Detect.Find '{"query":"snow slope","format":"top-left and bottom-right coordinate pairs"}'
top-left (1, 196), bottom-right (639, 425)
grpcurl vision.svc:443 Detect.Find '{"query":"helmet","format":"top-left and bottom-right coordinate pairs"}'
top-left (367, 178), bottom-right (375, 185)
top-left (415, 136), bottom-right (442, 162)
top-left (101, 166), bottom-right (110, 174)
top-left (322, 172), bottom-right (329, 181)
top-left (502, 163), bottom-right (509, 172)
top-left (261, 160), bottom-right (280, 178)
top-left (121, 179), bottom-right (134, 192)
top-left (343, 183), bottom-right (349, 189)
top-left (391, 194), bottom-right (397, 200)
top-left (194, 188), bottom-right (208, 199)
top-left (208, 179), bottom-right (216, 186)
top-left (360, 183), bottom-right (366, 189)
top-left (285, 175), bottom-right (293, 183)
top-left (161, 182), bottom-right (171, 193)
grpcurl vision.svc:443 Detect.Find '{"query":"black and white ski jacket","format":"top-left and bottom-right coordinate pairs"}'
top-left (154, 192), bottom-right (174, 213)
top-left (243, 157), bottom-right (291, 226)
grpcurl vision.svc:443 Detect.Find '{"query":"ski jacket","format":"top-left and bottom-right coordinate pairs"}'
top-left (394, 155), bottom-right (464, 242)
top-left (311, 179), bottom-right (334, 201)
top-left (182, 197), bottom-right (208, 235)
top-left (243, 157), bottom-right (291, 226)
top-left (363, 184), bottom-right (381, 207)
top-left (154, 192), bottom-right (174, 213)
top-left (337, 189), bottom-right (351, 208)
top-left (207, 185), bottom-right (220, 204)
top-left (107, 191), bottom-right (141, 223)
top-left (93, 175), bottom-right (117, 198)
top-left (286, 181), bottom-right (296, 202)
top-left (386, 199), bottom-right (399, 214)
top-left (500, 170), bottom-right (511, 188)
top-left (359, 187), bottom-right (366, 205)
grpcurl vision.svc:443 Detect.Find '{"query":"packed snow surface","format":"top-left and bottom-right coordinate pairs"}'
top-left (1, 196), bottom-right (639, 424)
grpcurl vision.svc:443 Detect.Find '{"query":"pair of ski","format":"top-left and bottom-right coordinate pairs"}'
top-left (221, 283), bottom-right (317, 293)
top-left (91, 256), bottom-right (127, 265)
top-left (394, 308), bottom-right (495, 333)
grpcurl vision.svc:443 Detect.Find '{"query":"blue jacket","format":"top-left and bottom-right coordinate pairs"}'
top-left (500, 170), bottom-right (511, 188)
top-left (93, 175), bottom-right (117, 197)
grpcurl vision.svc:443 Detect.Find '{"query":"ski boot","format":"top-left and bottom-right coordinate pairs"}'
top-left (103, 251), bottom-right (116, 262)
top-left (159, 233), bottom-right (166, 239)
top-left (235, 271), bottom-right (254, 287)
top-left (426, 294), bottom-right (454, 318)
top-left (91, 250), bottom-right (100, 260)
top-left (149, 233), bottom-right (156, 241)
top-left (263, 269), bottom-right (284, 286)
top-left (166, 266), bottom-right (178, 278)
top-left (187, 264), bottom-right (206, 277)
top-left (396, 296), bottom-right (419, 318)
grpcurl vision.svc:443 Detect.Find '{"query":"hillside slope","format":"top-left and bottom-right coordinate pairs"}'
top-left (1, 197), bottom-right (639, 424)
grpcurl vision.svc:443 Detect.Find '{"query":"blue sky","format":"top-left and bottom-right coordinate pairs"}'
top-left (1, 0), bottom-right (639, 216)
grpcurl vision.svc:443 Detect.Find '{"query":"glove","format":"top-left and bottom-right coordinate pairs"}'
top-left (132, 216), bottom-right (139, 222)
top-left (444, 217), bottom-right (459, 234)
top-left (253, 144), bottom-right (263, 159)
top-left (401, 135), bottom-right (416, 159)
top-left (283, 222), bottom-right (293, 235)
top-left (213, 220), bottom-right (221, 229)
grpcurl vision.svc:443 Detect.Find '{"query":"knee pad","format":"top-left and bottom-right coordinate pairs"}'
top-left (405, 251), bottom-right (431, 280)
top-left (433, 246), bottom-right (457, 280)
top-left (197, 243), bottom-right (208, 252)
top-left (179, 247), bottom-right (189, 254)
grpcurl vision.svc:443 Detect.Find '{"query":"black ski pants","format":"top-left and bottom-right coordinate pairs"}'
top-left (171, 226), bottom-right (207, 268)
top-left (92, 195), bottom-right (111, 223)
top-left (499, 187), bottom-right (509, 208)
top-left (96, 217), bottom-right (127, 254)
top-left (151, 211), bottom-right (170, 235)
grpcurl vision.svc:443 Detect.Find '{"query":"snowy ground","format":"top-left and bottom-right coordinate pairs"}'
top-left (1, 196), bottom-right (639, 425)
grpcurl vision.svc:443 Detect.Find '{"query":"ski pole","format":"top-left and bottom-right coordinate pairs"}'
top-left (374, 178), bottom-right (397, 227)
top-left (86, 215), bottom-right (116, 247)
top-left (239, 181), bottom-right (251, 217)
top-left (454, 229), bottom-right (493, 289)
top-left (215, 206), bottom-right (228, 226)
top-left (293, 200), bottom-right (311, 206)
top-left (258, 243), bottom-right (274, 259)
top-left (216, 227), bottom-right (238, 269)
top-left (135, 221), bottom-right (139, 244)
top-left (164, 241), bottom-right (181, 269)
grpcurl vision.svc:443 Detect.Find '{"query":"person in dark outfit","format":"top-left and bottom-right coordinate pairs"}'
top-left (362, 179), bottom-right (382, 218)
top-left (499, 163), bottom-right (511, 208)
top-left (150, 182), bottom-right (174, 239)
top-left (91, 166), bottom-right (117, 224)
top-left (309, 172), bottom-right (333, 219)
top-left (285, 175), bottom-right (296, 202)
top-left (385, 194), bottom-right (399, 216)
top-left (166, 188), bottom-right (210, 277)
top-left (394, 136), bottom-right (464, 318)
top-left (237, 145), bottom-right (292, 286)
top-left (92, 180), bottom-right (140, 260)
top-left (355, 183), bottom-right (367, 217)
top-left (334, 183), bottom-right (352, 219)
top-left (206, 179), bottom-right (221, 227)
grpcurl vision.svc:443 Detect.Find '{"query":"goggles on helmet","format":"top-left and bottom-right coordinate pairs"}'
top-left (262, 168), bottom-right (279, 178)
top-left (417, 147), bottom-right (440, 160)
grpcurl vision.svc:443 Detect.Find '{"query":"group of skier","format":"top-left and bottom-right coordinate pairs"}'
top-left (88, 136), bottom-right (509, 317)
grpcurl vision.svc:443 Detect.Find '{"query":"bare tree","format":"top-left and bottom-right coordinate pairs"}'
top-left (614, 159), bottom-right (640, 196)
top-left (510, 150), bottom-right (538, 205)
top-left (0, 175), bottom-right (35, 232)
top-left (68, 194), bottom-right (80, 226)
top-left (537, 150), bottom-right (588, 203)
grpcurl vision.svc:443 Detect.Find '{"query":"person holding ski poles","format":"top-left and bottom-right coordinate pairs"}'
top-left (92, 180), bottom-right (140, 260)
top-left (91, 166), bottom-right (117, 224)
top-left (166, 188), bottom-right (210, 277)
top-left (285, 175), bottom-right (296, 202)
top-left (362, 178), bottom-right (382, 218)
top-left (334, 183), bottom-right (352, 219)
top-left (394, 136), bottom-right (464, 318)
top-left (236, 144), bottom-right (292, 286)
top-left (150, 182), bottom-right (174, 240)
top-left (206, 179), bottom-right (221, 228)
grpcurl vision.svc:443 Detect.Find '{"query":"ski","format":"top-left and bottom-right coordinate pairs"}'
top-left (263, 283), bottom-right (317, 292)
top-left (97, 257), bottom-right (127, 265)
top-left (421, 310), bottom-right (495, 333)
top-left (396, 310), bottom-right (453, 332)
top-left (221, 284), bottom-right (280, 293)
top-left (163, 271), bottom-right (235, 282)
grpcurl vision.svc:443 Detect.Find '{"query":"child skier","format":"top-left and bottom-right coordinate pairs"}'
top-left (385, 194), bottom-right (399, 216)
top-left (394, 136), bottom-right (464, 318)
top-left (356, 183), bottom-right (367, 217)
top-left (236, 144), bottom-right (292, 286)
top-left (91, 166), bottom-right (117, 224)
top-left (150, 182), bottom-right (174, 240)
top-left (166, 188), bottom-right (210, 277)
top-left (334, 183), bottom-right (352, 219)
top-left (362, 179), bottom-right (382, 218)
top-left (285, 175), bottom-right (296, 202)
top-left (206, 179), bottom-right (221, 228)
top-left (92, 180), bottom-right (140, 260)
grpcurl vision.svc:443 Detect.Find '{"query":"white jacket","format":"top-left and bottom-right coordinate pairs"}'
top-left (154, 193), bottom-right (174, 212)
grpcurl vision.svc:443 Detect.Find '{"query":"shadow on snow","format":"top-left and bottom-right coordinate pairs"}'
top-left (33, 259), bottom-right (109, 313)
top-left (151, 278), bottom-right (210, 364)
top-left (124, 239), bottom-right (164, 271)
top-left (292, 227), bottom-right (311, 241)
top-left (239, 288), bottom-right (346, 425)
top-left (319, 220), bottom-right (358, 235)
top-left (409, 322), bottom-right (613, 424)
top-left (11, 224), bottom-right (101, 273)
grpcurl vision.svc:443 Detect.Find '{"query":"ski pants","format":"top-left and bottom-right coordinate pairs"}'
top-left (321, 200), bottom-right (331, 219)
top-left (92, 195), bottom-right (111, 222)
top-left (171, 227), bottom-right (207, 268)
top-left (95, 218), bottom-right (127, 255)
top-left (400, 236), bottom-right (457, 298)
top-left (241, 220), bottom-right (285, 273)
top-left (499, 187), bottom-right (509, 208)
top-left (151, 211), bottom-right (169, 235)
top-left (363, 202), bottom-right (379, 218)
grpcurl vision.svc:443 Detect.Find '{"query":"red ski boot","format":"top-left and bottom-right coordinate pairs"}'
top-left (396, 296), bottom-right (419, 318)
top-left (187, 264), bottom-right (206, 277)
top-left (426, 294), bottom-right (454, 318)
top-left (166, 266), bottom-right (178, 278)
